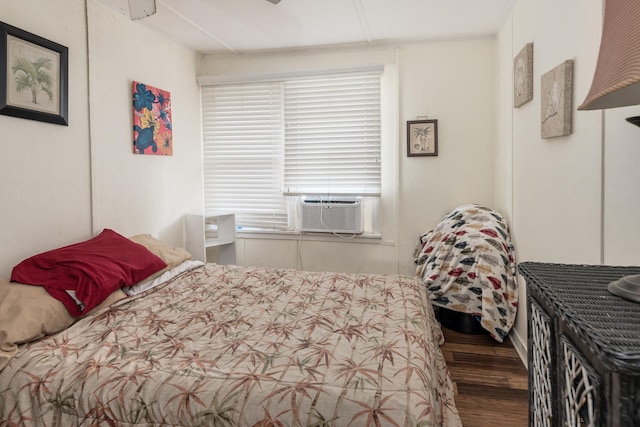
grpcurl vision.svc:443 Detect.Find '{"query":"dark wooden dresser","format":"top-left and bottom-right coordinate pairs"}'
top-left (518, 262), bottom-right (640, 427)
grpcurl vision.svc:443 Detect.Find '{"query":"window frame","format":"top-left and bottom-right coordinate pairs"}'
top-left (198, 65), bottom-right (387, 237)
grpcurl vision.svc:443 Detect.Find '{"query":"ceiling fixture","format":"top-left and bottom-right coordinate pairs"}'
top-left (129, 0), bottom-right (157, 20)
top-left (266, 0), bottom-right (281, 4)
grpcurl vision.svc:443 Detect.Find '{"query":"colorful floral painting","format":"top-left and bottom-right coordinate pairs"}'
top-left (132, 81), bottom-right (172, 155)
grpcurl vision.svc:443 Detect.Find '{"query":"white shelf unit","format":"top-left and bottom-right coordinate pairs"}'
top-left (185, 212), bottom-right (236, 264)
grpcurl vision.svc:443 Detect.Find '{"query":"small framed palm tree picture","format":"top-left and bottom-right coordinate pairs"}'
top-left (407, 119), bottom-right (438, 157)
top-left (0, 21), bottom-right (68, 125)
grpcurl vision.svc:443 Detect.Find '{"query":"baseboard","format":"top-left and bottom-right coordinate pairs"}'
top-left (510, 329), bottom-right (528, 370)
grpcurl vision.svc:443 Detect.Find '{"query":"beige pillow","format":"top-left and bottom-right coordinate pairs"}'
top-left (129, 234), bottom-right (192, 275)
top-left (0, 280), bottom-right (126, 371)
top-left (83, 289), bottom-right (127, 317)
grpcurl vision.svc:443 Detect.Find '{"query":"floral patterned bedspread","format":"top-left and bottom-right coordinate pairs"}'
top-left (0, 263), bottom-right (461, 426)
top-left (414, 204), bottom-right (518, 342)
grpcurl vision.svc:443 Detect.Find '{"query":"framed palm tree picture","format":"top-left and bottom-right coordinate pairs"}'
top-left (407, 119), bottom-right (438, 157)
top-left (0, 21), bottom-right (68, 125)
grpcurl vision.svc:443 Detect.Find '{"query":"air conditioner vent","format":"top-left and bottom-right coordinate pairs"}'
top-left (300, 197), bottom-right (363, 234)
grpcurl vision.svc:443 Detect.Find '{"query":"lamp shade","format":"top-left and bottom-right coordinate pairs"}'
top-left (578, 0), bottom-right (640, 111)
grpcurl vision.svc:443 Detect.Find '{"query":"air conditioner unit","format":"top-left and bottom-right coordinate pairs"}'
top-left (300, 197), bottom-right (364, 234)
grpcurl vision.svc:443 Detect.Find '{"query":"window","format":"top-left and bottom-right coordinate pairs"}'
top-left (200, 68), bottom-right (382, 232)
top-left (201, 82), bottom-right (288, 230)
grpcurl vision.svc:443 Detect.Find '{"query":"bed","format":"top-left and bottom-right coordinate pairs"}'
top-left (0, 229), bottom-right (461, 426)
top-left (414, 204), bottom-right (518, 343)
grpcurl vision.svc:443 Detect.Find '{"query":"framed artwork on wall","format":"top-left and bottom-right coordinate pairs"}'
top-left (132, 81), bottom-right (173, 155)
top-left (514, 43), bottom-right (533, 108)
top-left (541, 60), bottom-right (573, 139)
top-left (0, 21), bottom-right (68, 125)
top-left (407, 119), bottom-right (438, 157)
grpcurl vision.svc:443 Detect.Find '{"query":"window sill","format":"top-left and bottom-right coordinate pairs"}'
top-left (237, 229), bottom-right (388, 245)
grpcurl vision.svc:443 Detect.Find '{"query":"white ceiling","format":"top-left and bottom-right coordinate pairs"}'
top-left (99, 0), bottom-right (517, 55)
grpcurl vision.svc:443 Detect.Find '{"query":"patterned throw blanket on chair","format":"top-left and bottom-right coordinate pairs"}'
top-left (414, 204), bottom-right (518, 342)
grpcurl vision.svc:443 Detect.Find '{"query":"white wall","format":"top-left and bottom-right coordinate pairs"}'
top-left (603, 106), bottom-right (640, 264)
top-left (0, 0), bottom-right (92, 277)
top-left (0, 0), bottom-right (203, 277)
top-left (509, 0), bottom-right (603, 267)
top-left (494, 16), bottom-right (513, 222)
top-left (87, 0), bottom-right (203, 245)
top-left (200, 39), bottom-right (497, 275)
top-left (396, 39), bottom-right (496, 274)
top-left (495, 0), bottom-right (640, 362)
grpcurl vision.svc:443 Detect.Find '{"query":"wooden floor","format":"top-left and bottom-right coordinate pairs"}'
top-left (440, 327), bottom-right (529, 427)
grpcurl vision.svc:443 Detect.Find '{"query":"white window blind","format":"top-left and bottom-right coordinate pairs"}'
top-left (201, 83), bottom-right (289, 230)
top-left (283, 71), bottom-right (381, 196)
top-left (200, 68), bottom-right (382, 231)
